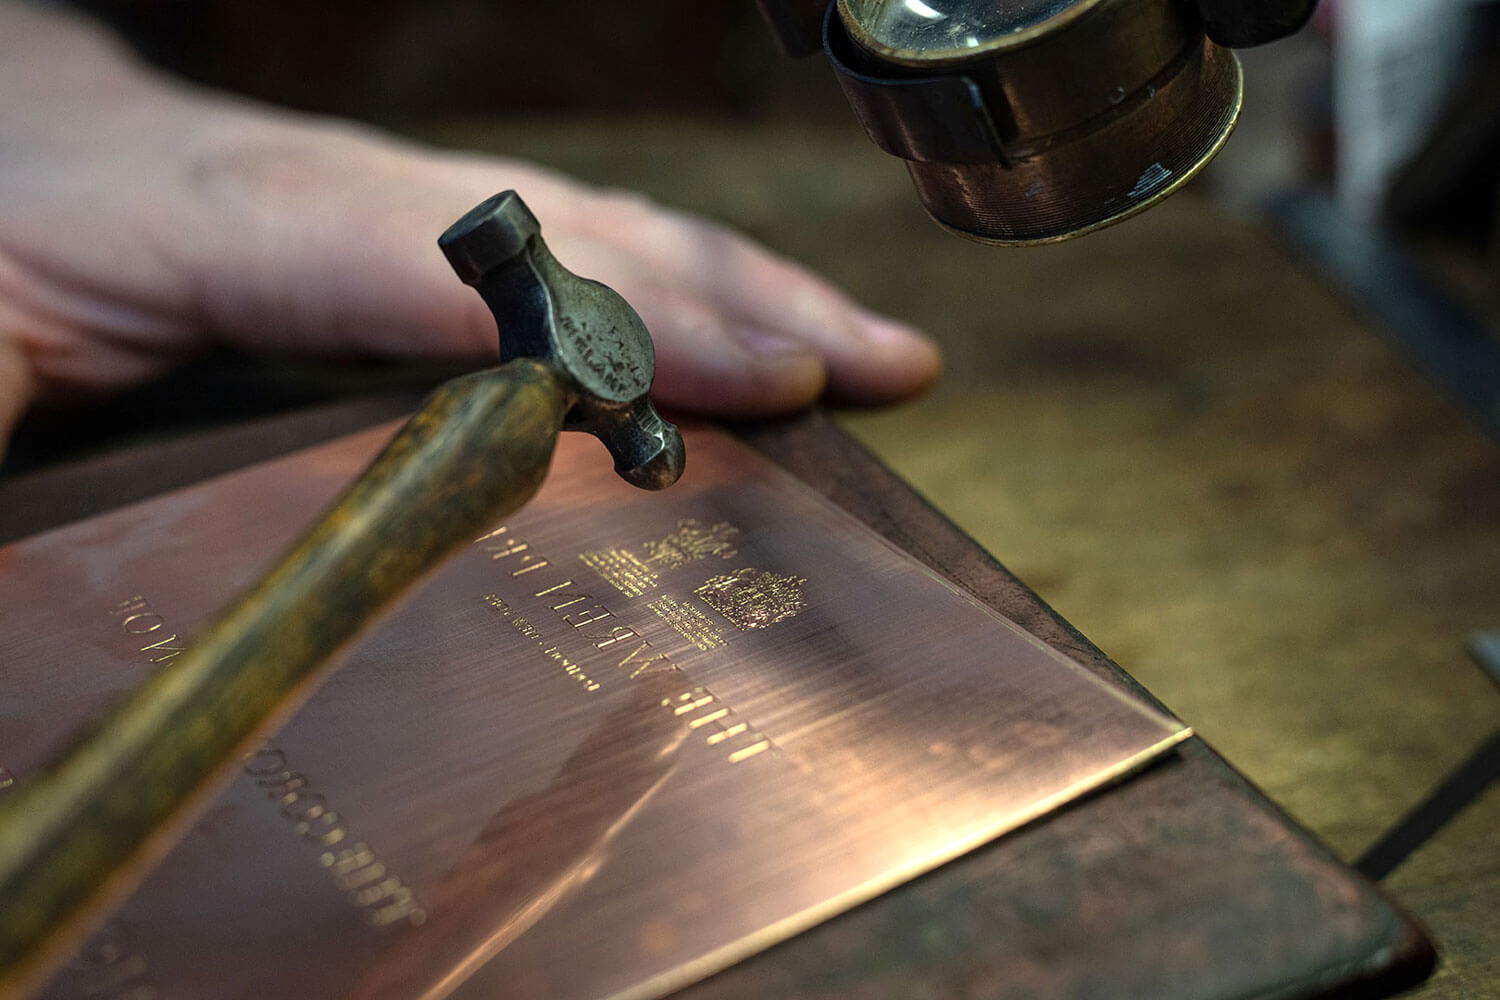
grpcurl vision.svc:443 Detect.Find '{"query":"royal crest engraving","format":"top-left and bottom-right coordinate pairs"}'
top-left (694, 568), bottom-right (808, 631)
top-left (581, 519), bottom-right (741, 596)
top-left (642, 519), bottom-right (741, 568)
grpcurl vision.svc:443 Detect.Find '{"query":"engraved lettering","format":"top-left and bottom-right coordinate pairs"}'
top-left (118, 613), bottom-right (165, 635)
top-left (666, 691), bottom-right (715, 716)
top-left (370, 888), bottom-right (425, 927)
top-left (255, 769), bottom-right (311, 800)
top-left (335, 854), bottom-right (387, 890)
top-left (618, 641), bottom-right (673, 679)
top-left (488, 538), bottom-right (528, 559)
top-left (705, 723), bottom-right (749, 745)
top-left (648, 594), bottom-right (725, 650)
top-left (111, 596), bottom-right (150, 617)
top-left (280, 791), bottom-right (328, 823)
top-left (243, 747), bottom-right (288, 776)
top-left (138, 633), bottom-right (185, 664)
top-left (245, 748), bottom-right (424, 927)
top-left (590, 625), bottom-right (638, 650)
top-left (485, 594), bottom-right (600, 694)
top-left (581, 519), bottom-right (741, 596)
top-left (321, 842), bottom-right (426, 921)
top-left (563, 605), bottom-right (612, 628)
top-left (728, 740), bottom-right (772, 763)
top-left (327, 843), bottom-right (377, 879)
top-left (541, 646), bottom-right (602, 693)
top-left (482, 536), bottom-right (783, 763)
top-left (298, 809), bottom-right (347, 847)
top-left (534, 580), bottom-right (593, 611)
top-left (510, 554), bottom-right (551, 577)
top-left (476, 525), bottom-right (528, 560)
top-left (483, 593), bottom-right (542, 641)
top-left (113, 596), bottom-right (188, 667)
top-left (688, 708), bottom-right (730, 729)
top-left (662, 688), bottom-right (776, 762)
top-left (579, 547), bottom-right (659, 596)
top-left (350, 876), bottom-right (404, 906)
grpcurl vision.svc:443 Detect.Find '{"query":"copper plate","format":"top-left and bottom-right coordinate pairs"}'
top-left (0, 424), bottom-right (1188, 1000)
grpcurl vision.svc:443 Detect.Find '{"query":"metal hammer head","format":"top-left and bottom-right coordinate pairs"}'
top-left (440, 192), bottom-right (685, 490)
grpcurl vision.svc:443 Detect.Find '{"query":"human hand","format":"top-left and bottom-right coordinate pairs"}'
top-left (0, 3), bottom-right (940, 452)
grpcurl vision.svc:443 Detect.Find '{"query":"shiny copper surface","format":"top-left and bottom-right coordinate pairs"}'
top-left (0, 425), bottom-right (1187, 1000)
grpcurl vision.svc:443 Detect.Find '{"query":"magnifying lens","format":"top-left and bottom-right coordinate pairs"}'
top-left (760, 0), bottom-right (1316, 245)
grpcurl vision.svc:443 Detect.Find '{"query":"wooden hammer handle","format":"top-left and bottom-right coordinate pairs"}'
top-left (0, 359), bottom-right (568, 997)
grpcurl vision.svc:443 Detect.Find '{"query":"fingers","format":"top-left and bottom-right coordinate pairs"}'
top-left (185, 130), bottom-right (938, 418)
top-left (550, 190), bottom-right (943, 406)
top-left (0, 0), bottom-right (938, 430)
top-left (599, 272), bottom-right (828, 416)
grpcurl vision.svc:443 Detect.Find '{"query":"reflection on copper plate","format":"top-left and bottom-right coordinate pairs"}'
top-left (0, 423), bottom-right (1188, 1000)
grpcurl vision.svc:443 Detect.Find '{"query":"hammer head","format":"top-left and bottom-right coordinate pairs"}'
top-left (440, 192), bottom-right (685, 490)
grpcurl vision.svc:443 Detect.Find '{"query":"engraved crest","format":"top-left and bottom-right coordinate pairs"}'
top-left (581, 518), bottom-right (742, 597)
top-left (694, 568), bottom-right (807, 631)
top-left (643, 519), bottom-right (741, 568)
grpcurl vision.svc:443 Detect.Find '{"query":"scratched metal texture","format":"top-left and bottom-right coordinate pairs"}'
top-left (0, 423), bottom-right (1184, 1000)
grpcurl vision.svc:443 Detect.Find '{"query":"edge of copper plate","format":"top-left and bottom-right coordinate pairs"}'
top-left (611, 726), bottom-right (1193, 1000)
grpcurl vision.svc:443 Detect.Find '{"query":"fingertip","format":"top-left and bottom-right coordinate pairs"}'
top-left (652, 331), bottom-right (827, 418)
top-left (737, 345), bottom-right (829, 415)
top-left (823, 312), bottom-right (944, 405)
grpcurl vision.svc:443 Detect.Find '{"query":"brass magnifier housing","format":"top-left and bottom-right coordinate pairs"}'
top-left (762, 0), bottom-right (1317, 244)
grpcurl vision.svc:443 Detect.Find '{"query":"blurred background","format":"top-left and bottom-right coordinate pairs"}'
top-left (5, 1), bottom-right (1499, 995)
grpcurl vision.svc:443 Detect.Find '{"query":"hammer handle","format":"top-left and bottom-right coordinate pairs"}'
top-left (0, 358), bottom-right (569, 997)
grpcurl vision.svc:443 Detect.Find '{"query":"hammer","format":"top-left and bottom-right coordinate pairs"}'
top-left (0, 191), bottom-right (684, 996)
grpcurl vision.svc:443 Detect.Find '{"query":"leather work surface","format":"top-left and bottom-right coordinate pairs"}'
top-left (0, 401), bottom-right (1434, 1000)
top-left (0, 422), bottom-right (1186, 1000)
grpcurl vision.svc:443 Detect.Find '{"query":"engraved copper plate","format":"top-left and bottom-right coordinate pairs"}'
top-left (0, 424), bottom-right (1188, 1000)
